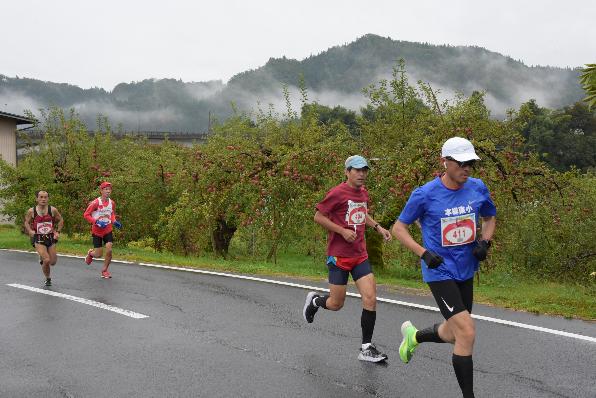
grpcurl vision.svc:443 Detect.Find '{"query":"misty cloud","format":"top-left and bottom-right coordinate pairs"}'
top-left (184, 81), bottom-right (224, 101)
top-left (0, 35), bottom-right (585, 132)
top-left (70, 100), bottom-right (182, 131)
top-left (0, 89), bottom-right (44, 118)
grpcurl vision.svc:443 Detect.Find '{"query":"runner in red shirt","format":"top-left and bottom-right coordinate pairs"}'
top-left (303, 155), bottom-right (392, 362)
top-left (83, 181), bottom-right (122, 278)
top-left (23, 190), bottom-right (64, 287)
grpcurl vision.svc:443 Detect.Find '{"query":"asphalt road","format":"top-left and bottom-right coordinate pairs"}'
top-left (0, 250), bottom-right (594, 398)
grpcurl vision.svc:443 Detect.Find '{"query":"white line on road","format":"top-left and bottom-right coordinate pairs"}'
top-left (135, 262), bottom-right (596, 344)
top-left (7, 283), bottom-right (149, 319)
top-left (2, 249), bottom-right (594, 342)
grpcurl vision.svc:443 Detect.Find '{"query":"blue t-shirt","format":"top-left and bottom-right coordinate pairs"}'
top-left (398, 177), bottom-right (496, 282)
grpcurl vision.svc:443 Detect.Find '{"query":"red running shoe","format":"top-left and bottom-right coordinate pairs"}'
top-left (101, 270), bottom-right (112, 279)
top-left (85, 249), bottom-right (94, 265)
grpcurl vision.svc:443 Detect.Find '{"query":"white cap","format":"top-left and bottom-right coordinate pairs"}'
top-left (441, 137), bottom-right (480, 162)
top-left (345, 155), bottom-right (369, 170)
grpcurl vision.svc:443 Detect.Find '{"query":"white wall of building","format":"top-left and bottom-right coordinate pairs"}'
top-left (0, 117), bottom-right (18, 166)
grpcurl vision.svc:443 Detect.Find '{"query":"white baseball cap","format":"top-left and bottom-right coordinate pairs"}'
top-left (345, 155), bottom-right (369, 170)
top-left (441, 137), bottom-right (480, 162)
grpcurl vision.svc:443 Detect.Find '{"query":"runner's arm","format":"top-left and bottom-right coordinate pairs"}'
top-left (391, 220), bottom-right (426, 257)
top-left (110, 201), bottom-right (116, 223)
top-left (314, 211), bottom-right (355, 242)
top-left (23, 209), bottom-right (35, 237)
top-left (52, 207), bottom-right (64, 238)
top-left (83, 200), bottom-right (98, 224)
top-left (365, 214), bottom-right (392, 241)
top-left (314, 211), bottom-right (347, 235)
top-left (479, 216), bottom-right (496, 241)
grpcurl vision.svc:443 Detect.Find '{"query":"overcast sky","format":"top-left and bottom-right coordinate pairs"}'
top-left (2, 0), bottom-right (594, 90)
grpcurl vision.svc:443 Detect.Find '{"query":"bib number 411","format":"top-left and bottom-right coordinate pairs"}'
top-left (441, 214), bottom-right (476, 246)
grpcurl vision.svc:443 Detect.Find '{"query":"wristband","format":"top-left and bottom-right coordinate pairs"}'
top-left (374, 223), bottom-right (380, 230)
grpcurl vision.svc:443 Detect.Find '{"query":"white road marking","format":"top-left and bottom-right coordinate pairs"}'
top-left (7, 283), bottom-right (149, 319)
top-left (2, 249), bottom-right (594, 342)
top-left (135, 263), bottom-right (596, 343)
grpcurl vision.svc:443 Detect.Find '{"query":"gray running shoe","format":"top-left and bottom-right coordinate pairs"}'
top-left (358, 343), bottom-right (388, 363)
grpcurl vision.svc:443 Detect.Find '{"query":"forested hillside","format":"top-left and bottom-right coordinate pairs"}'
top-left (1, 34), bottom-right (584, 132)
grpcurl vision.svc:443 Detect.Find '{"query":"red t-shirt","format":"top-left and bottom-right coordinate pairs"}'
top-left (315, 182), bottom-right (369, 259)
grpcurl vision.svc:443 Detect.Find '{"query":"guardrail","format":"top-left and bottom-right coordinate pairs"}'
top-left (18, 129), bottom-right (210, 142)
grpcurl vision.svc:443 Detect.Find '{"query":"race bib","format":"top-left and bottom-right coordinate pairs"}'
top-left (346, 200), bottom-right (367, 226)
top-left (36, 221), bottom-right (53, 235)
top-left (441, 213), bottom-right (476, 246)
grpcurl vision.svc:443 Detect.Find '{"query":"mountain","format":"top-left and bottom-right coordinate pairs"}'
top-left (0, 34), bottom-right (585, 132)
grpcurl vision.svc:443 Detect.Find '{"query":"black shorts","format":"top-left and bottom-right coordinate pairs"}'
top-left (327, 259), bottom-right (373, 285)
top-left (92, 232), bottom-right (113, 248)
top-left (31, 234), bottom-right (56, 248)
top-left (427, 278), bottom-right (474, 320)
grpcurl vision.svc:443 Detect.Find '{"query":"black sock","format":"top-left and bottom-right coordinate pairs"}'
top-left (361, 309), bottom-right (376, 345)
top-left (452, 354), bottom-right (474, 398)
top-left (314, 295), bottom-right (328, 309)
top-left (416, 323), bottom-right (445, 343)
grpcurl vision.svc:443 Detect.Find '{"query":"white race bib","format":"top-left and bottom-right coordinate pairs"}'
top-left (36, 221), bottom-right (53, 235)
top-left (441, 213), bottom-right (476, 247)
top-left (346, 200), bottom-right (367, 226)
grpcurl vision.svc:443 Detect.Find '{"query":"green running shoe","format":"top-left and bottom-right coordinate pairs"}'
top-left (399, 320), bottom-right (418, 363)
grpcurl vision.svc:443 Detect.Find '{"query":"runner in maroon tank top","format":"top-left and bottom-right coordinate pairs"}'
top-left (23, 190), bottom-right (64, 287)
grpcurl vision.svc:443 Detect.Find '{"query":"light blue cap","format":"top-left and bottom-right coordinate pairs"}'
top-left (345, 155), bottom-right (369, 170)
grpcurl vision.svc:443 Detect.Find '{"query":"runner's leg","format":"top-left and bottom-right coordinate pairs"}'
top-left (437, 279), bottom-right (476, 397)
top-left (303, 261), bottom-right (348, 322)
top-left (93, 247), bottom-right (103, 258)
top-left (88, 234), bottom-right (103, 261)
top-left (102, 241), bottom-right (112, 273)
top-left (35, 243), bottom-right (51, 279)
top-left (448, 311), bottom-right (475, 397)
top-left (354, 273), bottom-right (376, 343)
top-left (354, 271), bottom-right (387, 362)
top-left (321, 260), bottom-right (349, 311)
top-left (325, 284), bottom-right (347, 310)
top-left (435, 278), bottom-right (473, 343)
top-left (48, 243), bottom-right (58, 266)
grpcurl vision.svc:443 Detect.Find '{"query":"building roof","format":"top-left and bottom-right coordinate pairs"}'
top-left (0, 110), bottom-right (35, 125)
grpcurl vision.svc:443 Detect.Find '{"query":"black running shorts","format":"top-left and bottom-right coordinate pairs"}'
top-left (31, 234), bottom-right (56, 248)
top-left (92, 232), bottom-right (113, 248)
top-left (327, 259), bottom-right (372, 285)
top-left (427, 278), bottom-right (473, 320)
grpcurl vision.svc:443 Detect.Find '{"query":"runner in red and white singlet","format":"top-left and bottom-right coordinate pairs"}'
top-left (83, 181), bottom-right (121, 279)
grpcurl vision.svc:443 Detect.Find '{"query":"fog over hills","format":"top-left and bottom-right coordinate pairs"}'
top-left (0, 34), bottom-right (584, 132)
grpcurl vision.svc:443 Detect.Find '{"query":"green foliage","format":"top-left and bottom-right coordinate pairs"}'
top-left (1, 62), bottom-right (595, 285)
top-left (580, 63), bottom-right (596, 109)
top-left (156, 103), bottom-right (355, 260)
top-left (511, 100), bottom-right (596, 171)
top-left (493, 172), bottom-right (595, 282)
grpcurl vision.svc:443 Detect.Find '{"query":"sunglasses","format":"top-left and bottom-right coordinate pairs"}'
top-left (446, 157), bottom-right (476, 168)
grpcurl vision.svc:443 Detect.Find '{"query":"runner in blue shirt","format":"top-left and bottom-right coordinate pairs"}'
top-left (391, 137), bottom-right (496, 398)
